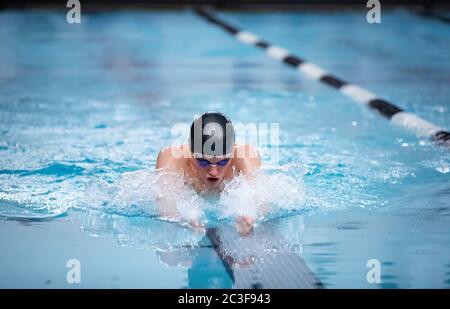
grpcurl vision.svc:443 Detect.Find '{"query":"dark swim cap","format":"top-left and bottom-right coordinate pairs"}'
top-left (189, 112), bottom-right (235, 157)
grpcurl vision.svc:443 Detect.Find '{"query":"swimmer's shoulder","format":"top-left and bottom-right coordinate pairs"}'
top-left (233, 144), bottom-right (260, 160)
top-left (233, 144), bottom-right (261, 172)
top-left (156, 144), bottom-right (190, 170)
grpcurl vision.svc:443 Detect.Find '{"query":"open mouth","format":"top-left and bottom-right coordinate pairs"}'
top-left (207, 177), bottom-right (219, 182)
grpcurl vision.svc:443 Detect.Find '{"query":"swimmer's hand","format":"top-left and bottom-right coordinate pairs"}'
top-left (235, 216), bottom-right (254, 236)
top-left (187, 218), bottom-right (205, 234)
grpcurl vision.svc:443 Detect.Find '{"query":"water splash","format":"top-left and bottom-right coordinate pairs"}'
top-left (218, 166), bottom-right (307, 221)
top-left (81, 164), bottom-right (308, 224)
top-left (39, 163), bottom-right (307, 250)
top-left (79, 210), bottom-right (204, 251)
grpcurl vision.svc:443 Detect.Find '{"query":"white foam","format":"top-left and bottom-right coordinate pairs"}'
top-left (218, 168), bottom-right (307, 220)
top-left (81, 164), bottom-right (308, 224)
top-left (77, 166), bottom-right (309, 250)
top-left (84, 170), bottom-right (203, 223)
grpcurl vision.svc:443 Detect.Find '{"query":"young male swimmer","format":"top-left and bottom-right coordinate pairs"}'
top-left (156, 111), bottom-right (261, 235)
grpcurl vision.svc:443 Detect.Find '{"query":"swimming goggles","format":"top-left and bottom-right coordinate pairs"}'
top-left (195, 158), bottom-right (230, 168)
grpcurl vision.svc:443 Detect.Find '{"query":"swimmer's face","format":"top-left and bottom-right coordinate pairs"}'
top-left (190, 154), bottom-right (232, 189)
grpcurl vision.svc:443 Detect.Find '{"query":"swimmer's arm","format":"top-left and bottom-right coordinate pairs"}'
top-left (235, 144), bottom-right (261, 175)
top-left (156, 147), bottom-right (175, 170)
top-left (155, 147), bottom-right (180, 219)
top-left (234, 144), bottom-right (263, 235)
top-left (155, 147), bottom-right (204, 232)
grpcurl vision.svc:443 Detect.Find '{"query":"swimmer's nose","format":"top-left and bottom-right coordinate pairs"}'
top-left (207, 166), bottom-right (219, 177)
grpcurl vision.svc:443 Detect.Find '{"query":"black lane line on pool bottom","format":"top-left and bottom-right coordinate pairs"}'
top-left (196, 9), bottom-right (450, 146)
top-left (206, 228), bottom-right (236, 283)
top-left (206, 226), bottom-right (323, 289)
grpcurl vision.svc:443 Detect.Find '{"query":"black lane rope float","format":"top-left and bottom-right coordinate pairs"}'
top-left (413, 8), bottom-right (450, 24)
top-left (196, 9), bottom-right (450, 145)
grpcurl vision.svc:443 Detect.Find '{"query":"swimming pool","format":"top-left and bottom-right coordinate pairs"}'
top-left (0, 8), bottom-right (449, 288)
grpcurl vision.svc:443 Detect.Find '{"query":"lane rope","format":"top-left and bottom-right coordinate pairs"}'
top-left (196, 9), bottom-right (450, 145)
top-left (413, 9), bottom-right (450, 24)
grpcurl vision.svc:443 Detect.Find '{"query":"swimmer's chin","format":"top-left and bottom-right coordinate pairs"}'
top-left (206, 180), bottom-right (220, 190)
top-left (205, 177), bottom-right (225, 189)
top-left (191, 177), bottom-right (225, 193)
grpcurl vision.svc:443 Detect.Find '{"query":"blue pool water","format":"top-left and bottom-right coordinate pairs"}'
top-left (0, 9), bottom-right (449, 288)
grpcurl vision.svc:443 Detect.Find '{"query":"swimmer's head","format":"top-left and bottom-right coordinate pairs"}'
top-left (189, 111), bottom-right (235, 157)
top-left (188, 112), bottom-right (235, 189)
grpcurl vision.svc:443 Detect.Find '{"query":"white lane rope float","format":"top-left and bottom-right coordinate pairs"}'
top-left (196, 9), bottom-right (450, 146)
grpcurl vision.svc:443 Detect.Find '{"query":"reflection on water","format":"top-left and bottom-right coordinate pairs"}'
top-left (79, 208), bottom-right (309, 288)
top-left (157, 239), bottom-right (234, 289)
top-left (80, 210), bottom-right (203, 251)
